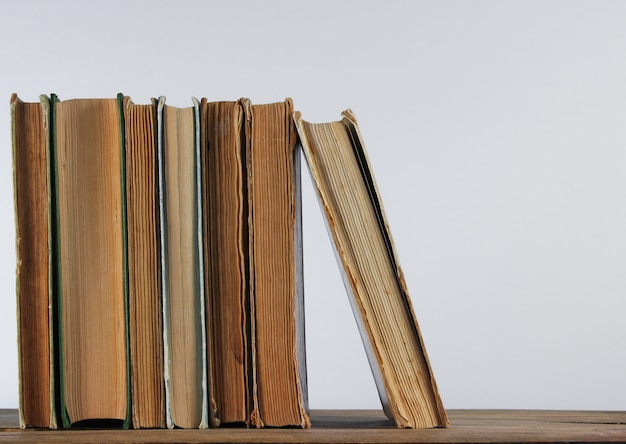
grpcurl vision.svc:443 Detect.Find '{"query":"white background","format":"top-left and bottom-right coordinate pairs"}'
top-left (1, 0), bottom-right (625, 411)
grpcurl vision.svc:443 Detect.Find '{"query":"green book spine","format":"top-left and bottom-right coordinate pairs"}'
top-left (117, 93), bottom-right (132, 430)
top-left (48, 93), bottom-right (68, 429)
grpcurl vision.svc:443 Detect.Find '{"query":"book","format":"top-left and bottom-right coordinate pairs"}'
top-left (12, 93), bottom-right (448, 431)
top-left (156, 97), bottom-right (208, 429)
top-left (122, 96), bottom-right (165, 429)
top-left (50, 95), bottom-right (131, 428)
top-left (245, 99), bottom-right (309, 428)
top-left (11, 94), bottom-right (57, 429)
top-left (200, 99), bottom-right (249, 426)
top-left (293, 109), bottom-right (448, 429)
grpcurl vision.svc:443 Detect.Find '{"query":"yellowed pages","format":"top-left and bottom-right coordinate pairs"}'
top-left (246, 99), bottom-right (309, 428)
top-left (55, 98), bottom-right (127, 425)
top-left (294, 110), bottom-right (447, 429)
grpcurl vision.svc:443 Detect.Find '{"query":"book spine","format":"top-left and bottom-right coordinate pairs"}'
top-left (48, 93), bottom-right (69, 429)
top-left (192, 97), bottom-right (209, 429)
top-left (116, 93), bottom-right (132, 430)
top-left (41, 94), bottom-right (58, 429)
top-left (10, 94), bottom-right (25, 430)
top-left (156, 96), bottom-right (172, 429)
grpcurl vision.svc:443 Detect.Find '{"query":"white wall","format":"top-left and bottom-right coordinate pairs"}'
top-left (1, 0), bottom-right (625, 411)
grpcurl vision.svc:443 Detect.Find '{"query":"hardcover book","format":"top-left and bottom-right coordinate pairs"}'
top-left (122, 96), bottom-right (165, 429)
top-left (51, 95), bottom-right (131, 428)
top-left (294, 109), bottom-right (448, 429)
top-left (157, 97), bottom-right (208, 429)
top-left (246, 99), bottom-right (309, 428)
top-left (201, 99), bottom-right (249, 426)
top-left (11, 94), bottom-right (57, 429)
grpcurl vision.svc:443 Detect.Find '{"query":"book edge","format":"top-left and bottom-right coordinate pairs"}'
top-left (192, 97), bottom-right (210, 430)
top-left (156, 96), bottom-right (173, 430)
top-left (10, 94), bottom-right (26, 430)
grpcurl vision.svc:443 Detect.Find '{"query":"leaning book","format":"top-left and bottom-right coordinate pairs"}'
top-left (294, 109), bottom-right (448, 429)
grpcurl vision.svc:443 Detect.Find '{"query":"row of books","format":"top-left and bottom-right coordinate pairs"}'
top-left (11, 93), bottom-right (448, 430)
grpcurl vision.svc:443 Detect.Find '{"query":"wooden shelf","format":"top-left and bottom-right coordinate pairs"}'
top-left (1, 409), bottom-right (625, 443)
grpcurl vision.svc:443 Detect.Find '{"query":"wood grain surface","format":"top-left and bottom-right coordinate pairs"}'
top-left (1, 409), bottom-right (625, 443)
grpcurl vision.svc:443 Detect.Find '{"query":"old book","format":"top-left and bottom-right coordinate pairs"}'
top-left (11, 94), bottom-right (57, 429)
top-left (245, 99), bottom-right (309, 428)
top-left (122, 96), bottom-right (165, 429)
top-left (293, 110), bottom-right (448, 429)
top-left (51, 94), bottom-right (130, 428)
top-left (200, 99), bottom-right (249, 427)
top-left (156, 97), bottom-right (208, 429)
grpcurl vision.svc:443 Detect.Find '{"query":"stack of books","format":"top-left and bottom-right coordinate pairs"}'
top-left (11, 93), bottom-right (448, 430)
